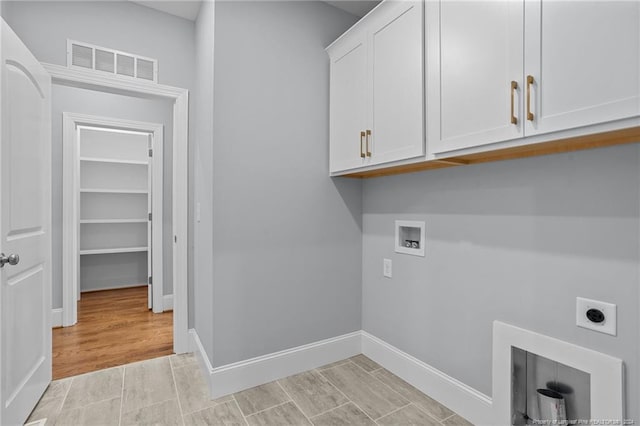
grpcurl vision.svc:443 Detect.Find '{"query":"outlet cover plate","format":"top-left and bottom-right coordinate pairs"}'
top-left (383, 258), bottom-right (392, 278)
top-left (576, 297), bottom-right (617, 336)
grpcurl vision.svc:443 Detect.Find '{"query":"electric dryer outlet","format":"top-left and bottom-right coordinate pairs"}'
top-left (576, 297), bottom-right (617, 336)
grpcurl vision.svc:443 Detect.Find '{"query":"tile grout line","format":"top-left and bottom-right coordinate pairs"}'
top-left (308, 401), bottom-right (352, 420)
top-left (168, 354), bottom-right (197, 371)
top-left (410, 401), bottom-right (452, 425)
top-left (374, 401), bottom-right (413, 422)
top-left (118, 359), bottom-right (178, 419)
top-left (351, 359), bottom-right (384, 376)
top-left (316, 363), bottom-right (381, 425)
top-left (344, 359), bottom-right (413, 422)
top-left (168, 356), bottom-right (187, 426)
top-left (230, 395), bottom-right (250, 426)
top-left (315, 359), bottom-right (356, 373)
top-left (351, 359), bottom-right (383, 376)
top-left (243, 399), bottom-right (292, 419)
top-left (316, 359), bottom-right (351, 372)
top-left (309, 367), bottom-right (365, 419)
top-left (338, 357), bottom-right (454, 425)
top-left (367, 362), bottom-right (456, 424)
top-left (54, 370), bottom-right (126, 420)
top-left (275, 380), bottom-right (314, 425)
top-left (441, 412), bottom-right (457, 421)
top-left (52, 377), bottom-right (73, 422)
top-left (351, 356), bottom-right (384, 374)
top-left (118, 367), bottom-right (125, 426)
top-left (355, 361), bottom-right (416, 412)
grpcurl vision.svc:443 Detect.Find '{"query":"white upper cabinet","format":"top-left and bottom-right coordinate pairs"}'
top-left (328, 1), bottom-right (424, 174)
top-left (428, 0), bottom-right (640, 155)
top-left (329, 30), bottom-right (368, 173)
top-left (427, 1), bottom-right (524, 153)
top-left (524, 0), bottom-right (640, 136)
top-left (368, 1), bottom-right (424, 166)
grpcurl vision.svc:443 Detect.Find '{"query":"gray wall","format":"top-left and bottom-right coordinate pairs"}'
top-left (52, 85), bottom-right (175, 305)
top-left (193, 0), bottom-right (214, 351)
top-left (209, 1), bottom-right (361, 366)
top-left (3, 1), bottom-right (195, 307)
top-left (80, 252), bottom-right (148, 293)
top-left (362, 144), bottom-right (640, 420)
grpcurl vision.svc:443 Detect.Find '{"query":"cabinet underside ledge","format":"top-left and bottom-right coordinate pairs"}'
top-left (343, 126), bottom-right (640, 178)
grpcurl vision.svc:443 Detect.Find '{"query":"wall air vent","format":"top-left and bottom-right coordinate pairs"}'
top-left (67, 40), bottom-right (158, 83)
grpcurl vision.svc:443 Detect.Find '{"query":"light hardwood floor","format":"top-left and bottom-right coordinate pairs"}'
top-left (52, 286), bottom-right (173, 380)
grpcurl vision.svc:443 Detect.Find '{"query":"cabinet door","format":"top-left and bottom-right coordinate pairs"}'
top-left (427, 1), bottom-right (524, 154)
top-left (524, 1), bottom-right (640, 136)
top-left (368, 1), bottom-right (424, 165)
top-left (329, 32), bottom-right (368, 173)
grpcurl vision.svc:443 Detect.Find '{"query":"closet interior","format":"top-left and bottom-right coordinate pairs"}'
top-left (78, 127), bottom-right (152, 304)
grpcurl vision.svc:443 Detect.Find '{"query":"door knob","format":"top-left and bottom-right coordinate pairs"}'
top-left (0, 253), bottom-right (19, 267)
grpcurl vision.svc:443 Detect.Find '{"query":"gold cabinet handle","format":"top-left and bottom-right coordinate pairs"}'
top-left (510, 81), bottom-right (518, 125)
top-left (526, 75), bottom-right (534, 121)
top-left (360, 131), bottom-right (366, 158)
top-left (366, 130), bottom-right (372, 157)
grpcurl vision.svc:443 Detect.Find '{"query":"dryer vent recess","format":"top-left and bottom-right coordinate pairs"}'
top-left (395, 220), bottom-right (425, 257)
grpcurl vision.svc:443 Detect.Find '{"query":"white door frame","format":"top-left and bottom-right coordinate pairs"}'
top-left (45, 62), bottom-right (189, 354)
top-left (62, 113), bottom-right (164, 321)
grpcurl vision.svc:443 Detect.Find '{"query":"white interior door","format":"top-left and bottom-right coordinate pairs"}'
top-left (0, 19), bottom-right (52, 426)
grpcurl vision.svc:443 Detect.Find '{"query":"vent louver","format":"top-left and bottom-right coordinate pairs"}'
top-left (116, 54), bottom-right (135, 77)
top-left (95, 49), bottom-right (115, 73)
top-left (71, 44), bottom-right (93, 68)
top-left (136, 58), bottom-right (155, 81)
top-left (68, 40), bottom-right (158, 83)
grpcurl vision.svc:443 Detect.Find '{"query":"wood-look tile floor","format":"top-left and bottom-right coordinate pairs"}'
top-left (52, 286), bottom-right (173, 380)
top-left (28, 354), bottom-right (474, 425)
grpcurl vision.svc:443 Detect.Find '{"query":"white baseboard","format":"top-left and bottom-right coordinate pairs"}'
top-left (52, 308), bottom-right (63, 328)
top-left (81, 283), bottom-right (146, 293)
top-left (188, 329), bottom-right (493, 424)
top-left (361, 331), bottom-right (493, 425)
top-left (190, 329), bottom-right (361, 399)
top-left (163, 294), bottom-right (173, 311)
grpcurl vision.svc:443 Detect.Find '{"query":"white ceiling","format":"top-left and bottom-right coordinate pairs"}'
top-left (129, 0), bottom-right (379, 22)
top-left (130, 0), bottom-right (203, 21)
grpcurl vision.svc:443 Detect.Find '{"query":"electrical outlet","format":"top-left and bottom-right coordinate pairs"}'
top-left (383, 258), bottom-right (392, 278)
top-left (576, 297), bottom-right (617, 336)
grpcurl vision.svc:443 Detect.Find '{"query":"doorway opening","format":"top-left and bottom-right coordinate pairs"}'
top-left (54, 116), bottom-right (171, 379)
top-left (47, 63), bottom-right (189, 378)
top-left (62, 115), bottom-right (165, 320)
